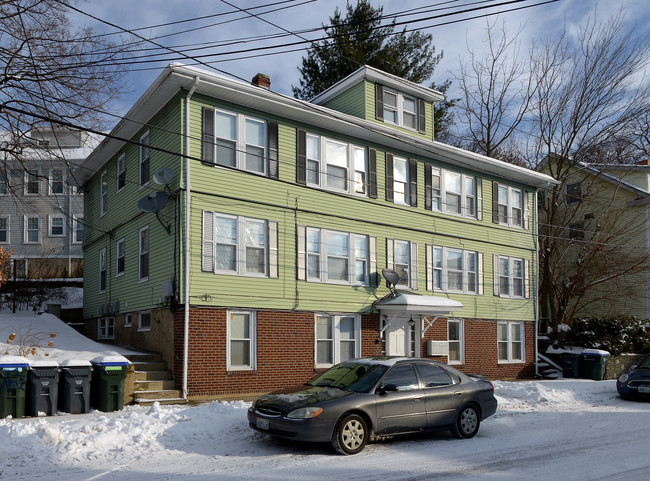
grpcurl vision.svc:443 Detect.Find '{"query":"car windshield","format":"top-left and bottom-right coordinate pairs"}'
top-left (638, 356), bottom-right (650, 369)
top-left (307, 362), bottom-right (389, 393)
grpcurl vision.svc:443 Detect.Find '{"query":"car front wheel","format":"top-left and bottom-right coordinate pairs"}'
top-left (331, 414), bottom-right (368, 455)
top-left (451, 405), bottom-right (480, 439)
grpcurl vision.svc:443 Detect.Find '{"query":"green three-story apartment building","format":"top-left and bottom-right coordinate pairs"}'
top-left (75, 64), bottom-right (555, 399)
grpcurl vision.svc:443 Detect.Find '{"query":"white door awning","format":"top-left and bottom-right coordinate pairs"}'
top-left (376, 291), bottom-right (463, 316)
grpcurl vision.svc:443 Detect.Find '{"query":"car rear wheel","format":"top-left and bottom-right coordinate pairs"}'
top-left (451, 405), bottom-right (480, 439)
top-left (331, 414), bottom-right (368, 455)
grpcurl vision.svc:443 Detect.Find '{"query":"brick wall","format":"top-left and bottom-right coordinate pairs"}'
top-left (174, 308), bottom-right (536, 398)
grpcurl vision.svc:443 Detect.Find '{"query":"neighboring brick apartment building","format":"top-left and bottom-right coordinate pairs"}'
top-left (75, 63), bottom-right (555, 400)
top-left (0, 129), bottom-right (99, 280)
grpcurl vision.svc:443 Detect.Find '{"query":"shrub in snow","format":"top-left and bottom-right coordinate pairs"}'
top-left (571, 316), bottom-right (650, 355)
top-left (2, 324), bottom-right (56, 357)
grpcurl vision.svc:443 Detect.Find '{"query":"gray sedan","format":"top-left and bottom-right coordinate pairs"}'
top-left (248, 357), bottom-right (498, 455)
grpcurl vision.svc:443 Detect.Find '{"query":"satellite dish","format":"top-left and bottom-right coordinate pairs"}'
top-left (153, 167), bottom-right (174, 186)
top-left (382, 268), bottom-right (401, 287)
top-left (137, 191), bottom-right (169, 213)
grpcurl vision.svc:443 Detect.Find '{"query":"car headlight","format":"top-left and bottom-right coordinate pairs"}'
top-left (286, 407), bottom-right (324, 419)
top-left (618, 374), bottom-right (629, 383)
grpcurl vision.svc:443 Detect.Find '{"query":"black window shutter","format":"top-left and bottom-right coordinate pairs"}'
top-left (296, 129), bottom-right (306, 185)
top-left (424, 163), bottom-right (432, 210)
top-left (409, 158), bottom-right (418, 207)
top-left (368, 148), bottom-right (377, 199)
top-left (202, 107), bottom-right (214, 163)
top-left (492, 181), bottom-right (499, 223)
top-left (375, 84), bottom-right (384, 121)
top-left (268, 121), bottom-right (279, 179)
top-left (385, 153), bottom-right (394, 202)
top-left (418, 99), bottom-right (426, 134)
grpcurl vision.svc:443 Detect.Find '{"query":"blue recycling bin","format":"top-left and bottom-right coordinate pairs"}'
top-left (0, 356), bottom-right (30, 418)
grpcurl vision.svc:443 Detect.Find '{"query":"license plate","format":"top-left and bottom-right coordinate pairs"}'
top-left (639, 386), bottom-right (650, 393)
top-left (256, 417), bottom-right (270, 430)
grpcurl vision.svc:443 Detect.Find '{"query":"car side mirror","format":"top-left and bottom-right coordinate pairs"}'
top-left (379, 383), bottom-right (399, 394)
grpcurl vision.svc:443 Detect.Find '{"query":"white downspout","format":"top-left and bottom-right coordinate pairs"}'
top-left (183, 77), bottom-right (200, 399)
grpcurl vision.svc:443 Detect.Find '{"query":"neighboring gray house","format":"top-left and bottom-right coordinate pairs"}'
top-left (0, 128), bottom-right (100, 279)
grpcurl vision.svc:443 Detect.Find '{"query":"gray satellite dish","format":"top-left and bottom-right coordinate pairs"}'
top-left (382, 268), bottom-right (401, 289)
top-left (138, 191), bottom-right (169, 213)
top-left (153, 167), bottom-right (174, 186)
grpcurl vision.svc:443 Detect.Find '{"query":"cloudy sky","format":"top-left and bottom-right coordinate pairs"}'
top-left (69, 0), bottom-right (649, 116)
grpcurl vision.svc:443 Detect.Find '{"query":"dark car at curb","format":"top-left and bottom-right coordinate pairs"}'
top-left (617, 354), bottom-right (650, 400)
top-left (248, 357), bottom-right (498, 455)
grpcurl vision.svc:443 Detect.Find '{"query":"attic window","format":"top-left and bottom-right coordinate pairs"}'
top-left (375, 84), bottom-right (426, 133)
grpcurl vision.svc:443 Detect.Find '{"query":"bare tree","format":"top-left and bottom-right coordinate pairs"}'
top-left (453, 19), bottom-right (534, 162)
top-left (0, 0), bottom-right (131, 191)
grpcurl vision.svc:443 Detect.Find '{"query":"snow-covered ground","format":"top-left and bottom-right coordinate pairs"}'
top-left (0, 378), bottom-right (647, 480)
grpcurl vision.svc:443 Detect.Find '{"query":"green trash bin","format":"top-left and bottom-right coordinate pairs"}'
top-left (0, 356), bottom-right (30, 418)
top-left (27, 360), bottom-right (60, 417)
top-left (579, 349), bottom-right (610, 380)
top-left (91, 357), bottom-right (130, 412)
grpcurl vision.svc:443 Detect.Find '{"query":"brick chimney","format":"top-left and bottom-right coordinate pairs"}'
top-left (252, 73), bottom-right (271, 90)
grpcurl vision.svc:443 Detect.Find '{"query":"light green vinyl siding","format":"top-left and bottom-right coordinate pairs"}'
top-left (320, 81), bottom-right (366, 119)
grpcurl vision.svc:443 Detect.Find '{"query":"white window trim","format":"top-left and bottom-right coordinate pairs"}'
top-left (24, 171), bottom-right (40, 196)
top-left (208, 108), bottom-right (267, 175)
top-left (306, 228), bottom-right (369, 286)
top-left (429, 245), bottom-right (481, 295)
top-left (305, 133), bottom-right (368, 196)
top-left (497, 321), bottom-right (525, 363)
top-left (99, 170), bottom-right (107, 217)
top-left (116, 153), bottom-right (126, 193)
top-left (48, 215), bottom-right (66, 238)
top-left (116, 238), bottom-right (125, 277)
top-left (494, 255), bottom-right (528, 299)
top-left (382, 87), bottom-right (418, 131)
top-left (99, 247), bottom-right (107, 293)
top-left (72, 215), bottom-right (83, 244)
top-left (138, 310), bottom-right (152, 332)
top-left (393, 156), bottom-right (410, 206)
top-left (49, 169), bottom-right (65, 196)
top-left (431, 168), bottom-right (478, 218)
top-left (497, 184), bottom-right (525, 228)
top-left (23, 215), bottom-right (40, 244)
top-left (139, 225), bottom-right (149, 282)
top-left (139, 131), bottom-right (150, 188)
top-left (314, 314), bottom-right (361, 369)
top-left (124, 313), bottom-right (132, 328)
top-left (448, 318), bottom-right (465, 365)
top-left (0, 214), bottom-right (10, 244)
top-left (387, 239), bottom-right (418, 289)
top-left (227, 310), bottom-right (257, 371)
top-left (97, 317), bottom-right (115, 340)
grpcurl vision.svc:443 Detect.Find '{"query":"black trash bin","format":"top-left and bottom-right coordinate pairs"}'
top-left (561, 353), bottom-right (581, 378)
top-left (0, 356), bottom-right (30, 418)
top-left (91, 358), bottom-right (130, 412)
top-left (27, 360), bottom-right (60, 417)
top-left (59, 360), bottom-right (93, 414)
top-left (580, 349), bottom-right (610, 380)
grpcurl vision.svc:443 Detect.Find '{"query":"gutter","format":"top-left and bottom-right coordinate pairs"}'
top-left (183, 76), bottom-right (200, 400)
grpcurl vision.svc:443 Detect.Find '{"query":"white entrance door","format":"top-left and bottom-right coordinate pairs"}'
top-left (385, 316), bottom-right (419, 357)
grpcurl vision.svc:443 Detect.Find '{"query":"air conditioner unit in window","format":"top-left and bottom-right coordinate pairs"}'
top-left (427, 340), bottom-right (449, 356)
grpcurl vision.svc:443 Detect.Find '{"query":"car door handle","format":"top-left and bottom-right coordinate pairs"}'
top-left (454, 392), bottom-right (463, 396)
top-left (413, 396), bottom-right (424, 401)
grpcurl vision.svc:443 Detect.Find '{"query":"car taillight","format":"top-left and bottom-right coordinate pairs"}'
top-left (488, 381), bottom-right (494, 392)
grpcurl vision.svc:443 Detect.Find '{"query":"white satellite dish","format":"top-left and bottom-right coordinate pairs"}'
top-left (137, 191), bottom-right (169, 213)
top-left (153, 167), bottom-right (174, 186)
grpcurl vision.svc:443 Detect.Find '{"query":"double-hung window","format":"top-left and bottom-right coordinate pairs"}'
top-left (228, 310), bottom-right (256, 370)
top-left (49, 169), bottom-right (64, 195)
top-left (25, 171), bottom-right (39, 195)
top-left (98, 318), bottom-right (114, 340)
top-left (204, 108), bottom-right (267, 175)
top-left (393, 157), bottom-right (409, 205)
top-left (49, 216), bottom-right (65, 237)
top-left (494, 255), bottom-right (527, 298)
top-left (429, 167), bottom-right (478, 218)
top-left (565, 182), bottom-right (582, 205)
top-left (116, 238), bottom-right (125, 276)
top-left (138, 311), bottom-right (151, 332)
top-left (0, 215), bottom-right (9, 243)
top-left (117, 154), bottom-right (126, 192)
top-left (302, 227), bottom-right (370, 285)
top-left (99, 171), bottom-right (107, 217)
top-left (495, 183), bottom-right (524, 228)
top-left (73, 216), bottom-right (84, 244)
top-left (498, 321), bottom-right (524, 363)
top-left (303, 133), bottom-right (368, 195)
top-left (387, 239), bottom-right (418, 289)
top-left (448, 319), bottom-right (464, 364)
top-left (380, 87), bottom-right (418, 130)
top-left (99, 247), bottom-right (107, 293)
top-left (139, 226), bottom-right (149, 281)
top-left (386, 154), bottom-right (417, 206)
top-left (202, 211), bottom-right (278, 278)
top-left (315, 314), bottom-right (360, 367)
top-left (24, 215), bottom-right (40, 243)
top-left (428, 246), bottom-right (481, 294)
top-left (139, 132), bottom-right (150, 187)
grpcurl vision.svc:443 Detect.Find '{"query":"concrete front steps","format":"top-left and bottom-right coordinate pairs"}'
top-left (126, 353), bottom-right (188, 406)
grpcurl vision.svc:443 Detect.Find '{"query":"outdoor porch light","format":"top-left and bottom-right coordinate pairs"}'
top-left (408, 316), bottom-right (415, 328)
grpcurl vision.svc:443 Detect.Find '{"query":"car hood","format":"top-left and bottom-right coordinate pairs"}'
top-left (255, 384), bottom-right (352, 412)
top-left (629, 368), bottom-right (650, 380)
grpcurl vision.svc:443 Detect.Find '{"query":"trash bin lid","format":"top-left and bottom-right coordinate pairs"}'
top-left (60, 359), bottom-right (92, 367)
top-left (90, 355), bottom-right (130, 366)
top-left (581, 348), bottom-right (610, 356)
top-left (0, 355), bottom-right (30, 368)
top-left (31, 360), bottom-right (60, 368)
